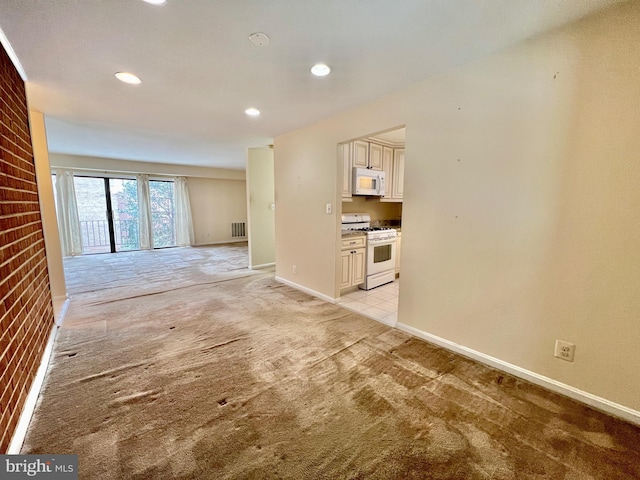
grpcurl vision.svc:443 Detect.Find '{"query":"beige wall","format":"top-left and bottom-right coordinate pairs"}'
top-left (246, 148), bottom-right (275, 268)
top-left (30, 111), bottom-right (67, 320)
top-left (49, 153), bottom-right (248, 247)
top-left (275, 2), bottom-right (640, 412)
top-left (49, 153), bottom-right (245, 180)
top-left (188, 177), bottom-right (247, 246)
top-left (275, 129), bottom-right (342, 297)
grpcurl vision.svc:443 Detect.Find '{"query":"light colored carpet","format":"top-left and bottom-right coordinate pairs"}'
top-left (22, 244), bottom-right (640, 479)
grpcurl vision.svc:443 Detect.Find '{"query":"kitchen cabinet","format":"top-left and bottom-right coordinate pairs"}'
top-left (343, 141), bottom-right (384, 200)
top-left (339, 143), bottom-right (352, 200)
top-left (392, 149), bottom-right (405, 200)
top-left (351, 140), bottom-right (382, 171)
top-left (340, 236), bottom-right (366, 291)
top-left (368, 143), bottom-right (384, 170)
top-left (381, 146), bottom-right (394, 202)
top-left (395, 231), bottom-right (401, 274)
top-left (381, 147), bottom-right (404, 202)
top-left (351, 140), bottom-right (369, 169)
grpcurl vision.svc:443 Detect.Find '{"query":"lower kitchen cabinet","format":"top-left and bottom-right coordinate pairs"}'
top-left (340, 236), bottom-right (366, 291)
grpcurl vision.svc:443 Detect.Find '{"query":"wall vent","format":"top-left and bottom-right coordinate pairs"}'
top-left (231, 222), bottom-right (246, 238)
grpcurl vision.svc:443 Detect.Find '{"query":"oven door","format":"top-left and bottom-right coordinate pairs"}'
top-left (367, 239), bottom-right (396, 275)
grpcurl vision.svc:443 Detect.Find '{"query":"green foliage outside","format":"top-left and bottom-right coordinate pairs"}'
top-left (116, 180), bottom-right (176, 250)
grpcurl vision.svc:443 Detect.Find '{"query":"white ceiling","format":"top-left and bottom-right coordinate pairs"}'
top-left (371, 128), bottom-right (406, 145)
top-left (0, 0), bottom-right (623, 170)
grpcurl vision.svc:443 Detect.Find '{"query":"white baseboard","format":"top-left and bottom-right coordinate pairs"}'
top-left (274, 276), bottom-right (337, 304)
top-left (250, 262), bottom-right (275, 270)
top-left (8, 323), bottom-right (58, 454)
top-left (396, 322), bottom-right (640, 426)
top-left (52, 296), bottom-right (70, 326)
top-left (194, 239), bottom-right (247, 246)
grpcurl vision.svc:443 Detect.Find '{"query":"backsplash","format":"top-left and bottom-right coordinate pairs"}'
top-left (371, 218), bottom-right (401, 228)
top-left (342, 196), bottom-right (402, 224)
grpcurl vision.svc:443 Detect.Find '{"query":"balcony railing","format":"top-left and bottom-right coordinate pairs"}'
top-left (79, 217), bottom-right (175, 254)
top-left (80, 220), bottom-right (140, 253)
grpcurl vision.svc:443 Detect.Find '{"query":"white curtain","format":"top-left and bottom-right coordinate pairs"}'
top-left (55, 169), bottom-right (82, 256)
top-left (175, 177), bottom-right (195, 246)
top-left (137, 174), bottom-right (154, 250)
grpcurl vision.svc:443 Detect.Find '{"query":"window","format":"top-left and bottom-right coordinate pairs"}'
top-left (52, 173), bottom-right (177, 254)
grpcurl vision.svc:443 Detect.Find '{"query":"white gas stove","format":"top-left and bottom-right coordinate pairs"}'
top-left (341, 213), bottom-right (397, 238)
top-left (341, 213), bottom-right (397, 290)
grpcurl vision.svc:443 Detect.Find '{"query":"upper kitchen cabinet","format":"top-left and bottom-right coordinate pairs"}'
top-left (367, 143), bottom-right (384, 170)
top-left (351, 140), bottom-right (368, 169)
top-left (381, 147), bottom-right (404, 202)
top-left (392, 149), bottom-right (405, 200)
top-left (339, 143), bottom-right (352, 200)
top-left (340, 128), bottom-right (404, 201)
top-left (352, 140), bottom-right (383, 171)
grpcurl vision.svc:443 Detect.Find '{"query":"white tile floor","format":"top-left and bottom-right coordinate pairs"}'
top-left (337, 278), bottom-right (399, 326)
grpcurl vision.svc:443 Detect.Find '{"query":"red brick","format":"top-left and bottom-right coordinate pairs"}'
top-left (0, 41), bottom-right (54, 453)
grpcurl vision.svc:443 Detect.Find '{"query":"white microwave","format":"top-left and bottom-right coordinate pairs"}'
top-left (352, 167), bottom-right (385, 196)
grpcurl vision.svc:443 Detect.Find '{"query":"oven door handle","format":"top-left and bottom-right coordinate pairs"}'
top-left (368, 238), bottom-right (396, 246)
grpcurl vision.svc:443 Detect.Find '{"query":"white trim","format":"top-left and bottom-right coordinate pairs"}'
top-left (0, 27), bottom-right (28, 81)
top-left (274, 276), bottom-right (337, 304)
top-left (7, 324), bottom-right (58, 454)
top-left (54, 297), bottom-right (71, 326)
top-left (250, 262), bottom-right (275, 270)
top-left (396, 322), bottom-right (640, 426)
top-left (194, 239), bottom-right (247, 246)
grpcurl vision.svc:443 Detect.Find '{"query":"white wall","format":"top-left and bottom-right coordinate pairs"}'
top-left (49, 153), bottom-right (248, 246)
top-left (246, 148), bottom-right (275, 268)
top-left (275, 2), bottom-right (640, 414)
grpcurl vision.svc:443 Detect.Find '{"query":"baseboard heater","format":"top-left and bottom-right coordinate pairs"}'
top-left (231, 222), bottom-right (246, 238)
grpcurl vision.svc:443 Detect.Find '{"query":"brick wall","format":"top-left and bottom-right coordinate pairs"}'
top-left (0, 43), bottom-right (55, 452)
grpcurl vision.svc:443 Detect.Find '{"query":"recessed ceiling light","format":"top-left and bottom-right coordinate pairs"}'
top-left (248, 32), bottom-right (269, 47)
top-left (115, 72), bottom-right (142, 85)
top-left (310, 63), bottom-right (331, 77)
top-left (142, 0), bottom-right (166, 5)
top-left (245, 108), bottom-right (260, 117)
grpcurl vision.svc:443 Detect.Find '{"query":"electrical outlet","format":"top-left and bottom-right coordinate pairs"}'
top-left (292, 265), bottom-right (297, 274)
top-left (554, 340), bottom-right (575, 362)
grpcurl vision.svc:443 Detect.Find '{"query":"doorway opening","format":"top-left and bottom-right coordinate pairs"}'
top-left (337, 126), bottom-right (405, 325)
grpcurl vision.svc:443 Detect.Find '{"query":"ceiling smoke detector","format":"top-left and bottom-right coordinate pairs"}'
top-left (248, 32), bottom-right (269, 47)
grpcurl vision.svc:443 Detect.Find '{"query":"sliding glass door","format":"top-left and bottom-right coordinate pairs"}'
top-left (150, 180), bottom-right (176, 248)
top-left (109, 179), bottom-right (140, 251)
top-left (74, 177), bottom-right (111, 254)
top-left (68, 175), bottom-right (177, 254)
